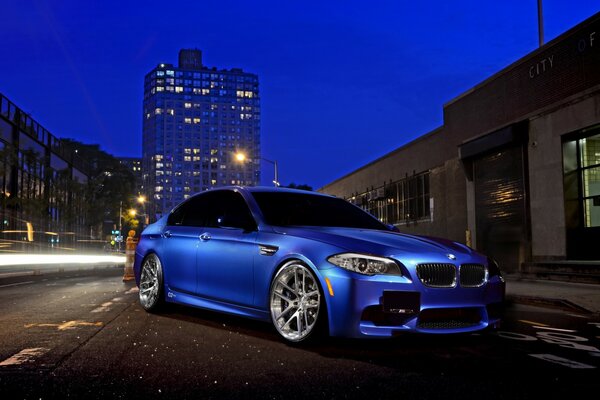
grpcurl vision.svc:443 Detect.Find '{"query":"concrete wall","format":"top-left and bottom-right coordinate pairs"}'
top-left (528, 90), bottom-right (600, 259)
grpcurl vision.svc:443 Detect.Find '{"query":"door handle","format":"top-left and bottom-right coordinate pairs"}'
top-left (163, 230), bottom-right (172, 238)
top-left (200, 233), bottom-right (211, 241)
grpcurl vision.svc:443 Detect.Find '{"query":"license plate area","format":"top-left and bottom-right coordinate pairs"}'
top-left (382, 291), bottom-right (420, 314)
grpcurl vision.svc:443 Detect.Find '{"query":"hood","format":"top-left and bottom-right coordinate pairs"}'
top-left (273, 226), bottom-right (480, 263)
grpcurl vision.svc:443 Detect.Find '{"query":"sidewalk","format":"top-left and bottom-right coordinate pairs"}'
top-left (505, 275), bottom-right (600, 315)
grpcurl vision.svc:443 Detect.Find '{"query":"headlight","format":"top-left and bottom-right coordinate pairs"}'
top-left (327, 253), bottom-right (402, 276)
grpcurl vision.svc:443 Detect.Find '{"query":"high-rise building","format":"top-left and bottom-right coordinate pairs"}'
top-left (142, 49), bottom-right (260, 220)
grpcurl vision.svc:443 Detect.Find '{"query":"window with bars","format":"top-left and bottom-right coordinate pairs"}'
top-left (348, 172), bottom-right (430, 225)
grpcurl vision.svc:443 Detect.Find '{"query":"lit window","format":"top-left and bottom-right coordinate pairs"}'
top-left (166, 70), bottom-right (174, 76)
top-left (202, 89), bottom-right (210, 95)
top-left (156, 71), bottom-right (165, 76)
top-left (184, 103), bottom-right (192, 109)
top-left (184, 118), bottom-right (192, 124)
top-left (155, 108), bottom-right (162, 115)
top-left (184, 156), bottom-right (191, 162)
top-left (175, 87), bottom-right (184, 93)
top-left (236, 90), bottom-right (244, 98)
top-left (156, 87), bottom-right (164, 92)
top-left (167, 109), bottom-right (175, 115)
top-left (193, 118), bottom-right (200, 124)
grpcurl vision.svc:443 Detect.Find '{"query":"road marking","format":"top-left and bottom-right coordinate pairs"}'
top-left (496, 331), bottom-right (537, 341)
top-left (567, 314), bottom-right (590, 319)
top-left (529, 354), bottom-right (596, 369)
top-left (0, 348), bottom-right (49, 366)
top-left (125, 287), bottom-right (139, 294)
top-left (519, 320), bottom-right (548, 327)
top-left (91, 302), bottom-right (113, 313)
top-left (25, 320), bottom-right (103, 330)
top-left (0, 281), bottom-right (34, 289)
top-left (533, 326), bottom-right (577, 333)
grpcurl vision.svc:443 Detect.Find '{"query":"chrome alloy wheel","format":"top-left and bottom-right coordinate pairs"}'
top-left (270, 262), bottom-right (322, 342)
top-left (139, 254), bottom-right (163, 311)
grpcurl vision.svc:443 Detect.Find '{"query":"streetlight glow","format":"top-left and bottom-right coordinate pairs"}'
top-left (137, 195), bottom-right (146, 204)
top-left (129, 209), bottom-right (137, 217)
top-left (235, 152), bottom-right (246, 162)
top-left (234, 151), bottom-right (279, 187)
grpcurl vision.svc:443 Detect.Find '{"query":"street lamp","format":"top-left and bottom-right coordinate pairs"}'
top-left (137, 194), bottom-right (149, 227)
top-left (235, 152), bottom-right (279, 187)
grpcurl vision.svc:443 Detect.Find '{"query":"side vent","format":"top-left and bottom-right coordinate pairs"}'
top-left (259, 244), bottom-right (278, 256)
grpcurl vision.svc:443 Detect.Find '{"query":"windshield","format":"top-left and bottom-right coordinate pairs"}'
top-left (251, 192), bottom-right (387, 230)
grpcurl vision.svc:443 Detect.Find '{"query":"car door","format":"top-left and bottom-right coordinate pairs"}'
top-left (196, 190), bottom-right (258, 307)
top-left (160, 194), bottom-right (208, 295)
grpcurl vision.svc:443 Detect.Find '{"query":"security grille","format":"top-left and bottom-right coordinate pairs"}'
top-left (416, 264), bottom-right (456, 288)
top-left (460, 264), bottom-right (487, 287)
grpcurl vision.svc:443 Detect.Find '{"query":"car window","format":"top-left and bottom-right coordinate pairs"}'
top-left (167, 190), bottom-right (256, 230)
top-left (204, 191), bottom-right (257, 230)
top-left (251, 191), bottom-right (387, 230)
top-left (167, 193), bottom-right (211, 227)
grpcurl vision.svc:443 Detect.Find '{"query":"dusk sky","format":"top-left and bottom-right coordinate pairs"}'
top-left (2, 1), bottom-right (599, 189)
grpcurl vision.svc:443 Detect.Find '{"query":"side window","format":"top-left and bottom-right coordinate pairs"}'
top-left (166, 190), bottom-right (256, 230)
top-left (167, 194), bottom-right (209, 227)
top-left (205, 191), bottom-right (257, 230)
top-left (167, 205), bottom-right (185, 226)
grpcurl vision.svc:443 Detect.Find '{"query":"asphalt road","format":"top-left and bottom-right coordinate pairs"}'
top-left (0, 269), bottom-right (598, 399)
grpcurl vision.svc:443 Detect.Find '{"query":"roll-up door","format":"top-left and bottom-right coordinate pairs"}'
top-left (473, 145), bottom-right (529, 272)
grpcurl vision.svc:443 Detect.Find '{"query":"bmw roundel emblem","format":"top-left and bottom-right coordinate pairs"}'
top-left (447, 253), bottom-right (457, 260)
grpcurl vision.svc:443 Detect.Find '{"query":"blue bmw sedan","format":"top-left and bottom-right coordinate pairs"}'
top-left (134, 186), bottom-right (505, 342)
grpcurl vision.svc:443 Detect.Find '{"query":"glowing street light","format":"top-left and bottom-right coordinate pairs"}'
top-left (128, 209), bottom-right (137, 217)
top-left (234, 152), bottom-right (279, 187)
top-left (137, 195), bottom-right (146, 204)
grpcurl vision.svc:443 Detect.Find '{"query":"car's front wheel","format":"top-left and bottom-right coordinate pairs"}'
top-left (139, 253), bottom-right (164, 312)
top-left (269, 261), bottom-right (324, 343)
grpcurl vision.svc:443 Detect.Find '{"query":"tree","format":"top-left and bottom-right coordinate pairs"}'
top-left (284, 182), bottom-right (313, 191)
top-left (60, 139), bottom-right (137, 238)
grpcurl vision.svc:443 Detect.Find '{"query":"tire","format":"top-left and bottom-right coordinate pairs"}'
top-left (269, 261), bottom-right (326, 343)
top-left (139, 253), bottom-right (164, 312)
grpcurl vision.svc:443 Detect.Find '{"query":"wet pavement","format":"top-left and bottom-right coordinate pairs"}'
top-left (0, 269), bottom-right (598, 399)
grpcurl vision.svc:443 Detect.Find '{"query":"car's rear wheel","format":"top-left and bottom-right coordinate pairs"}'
top-left (269, 261), bottom-right (324, 343)
top-left (139, 253), bottom-right (164, 312)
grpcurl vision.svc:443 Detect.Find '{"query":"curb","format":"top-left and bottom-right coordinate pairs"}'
top-left (507, 294), bottom-right (594, 315)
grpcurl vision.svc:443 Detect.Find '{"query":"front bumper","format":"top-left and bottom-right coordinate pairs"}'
top-left (320, 268), bottom-right (505, 338)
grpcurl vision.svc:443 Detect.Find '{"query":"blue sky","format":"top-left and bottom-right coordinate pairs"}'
top-left (1, 1), bottom-right (599, 188)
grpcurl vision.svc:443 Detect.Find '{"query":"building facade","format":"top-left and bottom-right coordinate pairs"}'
top-left (119, 157), bottom-right (142, 195)
top-left (320, 13), bottom-right (600, 274)
top-left (0, 93), bottom-right (90, 252)
top-left (142, 49), bottom-right (260, 220)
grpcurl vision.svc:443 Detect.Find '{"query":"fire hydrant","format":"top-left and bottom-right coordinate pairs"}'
top-left (123, 229), bottom-right (138, 282)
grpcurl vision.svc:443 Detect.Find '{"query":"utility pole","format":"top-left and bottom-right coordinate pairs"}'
top-left (119, 201), bottom-right (123, 252)
top-left (537, 0), bottom-right (544, 47)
